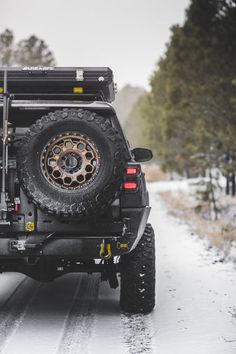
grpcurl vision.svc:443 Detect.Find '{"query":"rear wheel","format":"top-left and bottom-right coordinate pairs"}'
top-left (120, 223), bottom-right (156, 314)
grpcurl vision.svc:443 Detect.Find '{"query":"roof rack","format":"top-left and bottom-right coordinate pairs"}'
top-left (0, 67), bottom-right (116, 103)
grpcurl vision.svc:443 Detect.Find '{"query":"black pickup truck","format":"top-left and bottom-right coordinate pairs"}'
top-left (0, 67), bottom-right (155, 314)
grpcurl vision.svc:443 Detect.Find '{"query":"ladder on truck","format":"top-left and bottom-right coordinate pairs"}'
top-left (0, 70), bottom-right (10, 224)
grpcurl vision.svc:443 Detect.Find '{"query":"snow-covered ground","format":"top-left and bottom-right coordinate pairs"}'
top-left (0, 183), bottom-right (235, 354)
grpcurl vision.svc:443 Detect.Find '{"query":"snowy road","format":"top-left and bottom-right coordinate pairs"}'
top-left (0, 183), bottom-right (235, 354)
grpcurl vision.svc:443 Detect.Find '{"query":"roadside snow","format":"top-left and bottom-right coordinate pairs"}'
top-left (150, 175), bottom-right (227, 193)
top-left (149, 183), bottom-right (236, 354)
top-left (148, 179), bottom-right (200, 193)
top-left (0, 182), bottom-right (235, 354)
top-left (228, 241), bottom-right (236, 263)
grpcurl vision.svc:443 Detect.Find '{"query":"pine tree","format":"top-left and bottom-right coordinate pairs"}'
top-left (0, 29), bottom-right (14, 66)
top-left (129, 0), bottom-right (236, 176)
top-left (14, 35), bottom-right (56, 66)
top-left (0, 30), bottom-right (56, 67)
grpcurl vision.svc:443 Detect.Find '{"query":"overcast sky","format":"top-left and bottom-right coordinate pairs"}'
top-left (0, 0), bottom-right (190, 89)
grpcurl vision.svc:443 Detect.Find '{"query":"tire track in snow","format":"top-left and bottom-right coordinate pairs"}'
top-left (121, 313), bottom-right (156, 354)
top-left (0, 276), bottom-right (27, 307)
top-left (0, 277), bottom-right (41, 353)
top-left (57, 274), bottom-right (100, 354)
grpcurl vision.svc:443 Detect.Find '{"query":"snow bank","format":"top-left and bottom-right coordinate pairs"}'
top-left (148, 178), bottom-right (200, 194)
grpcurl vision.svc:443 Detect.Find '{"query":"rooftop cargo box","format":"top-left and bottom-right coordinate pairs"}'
top-left (0, 67), bottom-right (115, 102)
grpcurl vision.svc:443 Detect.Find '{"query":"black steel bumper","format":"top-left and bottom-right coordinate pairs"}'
top-left (0, 207), bottom-right (150, 259)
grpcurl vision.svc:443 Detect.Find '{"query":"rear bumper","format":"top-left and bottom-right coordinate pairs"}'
top-left (0, 207), bottom-right (150, 259)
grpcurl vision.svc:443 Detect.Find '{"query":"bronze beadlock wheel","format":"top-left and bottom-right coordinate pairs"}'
top-left (17, 108), bottom-right (127, 217)
top-left (41, 133), bottom-right (100, 189)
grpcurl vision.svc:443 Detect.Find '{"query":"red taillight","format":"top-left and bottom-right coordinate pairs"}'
top-left (123, 182), bottom-right (138, 190)
top-left (126, 167), bottom-right (138, 175)
top-left (123, 165), bottom-right (140, 191)
top-left (14, 197), bottom-right (20, 212)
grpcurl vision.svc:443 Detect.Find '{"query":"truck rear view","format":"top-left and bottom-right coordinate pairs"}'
top-left (0, 67), bottom-right (155, 314)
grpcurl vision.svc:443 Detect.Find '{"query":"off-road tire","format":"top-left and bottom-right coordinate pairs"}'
top-left (17, 108), bottom-right (127, 217)
top-left (120, 223), bottom-right (155, 314)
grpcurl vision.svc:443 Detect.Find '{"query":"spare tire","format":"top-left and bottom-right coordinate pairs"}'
top-left (17, 108), bottom-right (127, 217)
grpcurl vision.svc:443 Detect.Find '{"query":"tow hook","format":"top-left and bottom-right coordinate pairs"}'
top-left (99, 240), bottom-right (112, 260)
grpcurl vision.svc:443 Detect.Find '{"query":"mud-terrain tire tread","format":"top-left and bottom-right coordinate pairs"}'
top-left (17, 108), bottom-right (127, 217)
top-left (120, 223), bottom-right (155, 314)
